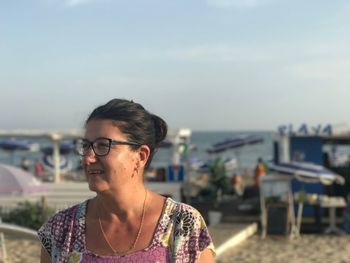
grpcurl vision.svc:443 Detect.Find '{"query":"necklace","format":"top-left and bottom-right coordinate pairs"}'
top-left (98, 189), bottom-right (148, 256)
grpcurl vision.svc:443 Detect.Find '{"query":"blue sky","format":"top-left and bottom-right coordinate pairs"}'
top-left (0, 0), bottom-right (349, 131)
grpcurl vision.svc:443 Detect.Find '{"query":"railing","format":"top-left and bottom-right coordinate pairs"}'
top-left (0, 181), bottom-right (182, 213)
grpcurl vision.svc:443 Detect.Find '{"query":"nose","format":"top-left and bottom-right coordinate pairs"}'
top-left (82, 148), bottom-right (98, 165)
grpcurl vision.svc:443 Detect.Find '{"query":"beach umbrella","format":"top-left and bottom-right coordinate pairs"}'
top-left (0, 138), bottom-right (32, 151)
top-left (207, 135), bottom-right (263, 154)
top-left (40, 142), bottom-right (74, 155)
top-left (0, 138), bottom-right (38, 164)
top-left (0, 163), bottom-right (48, 195)
top-left (268, 161), bottom-right (345, 185)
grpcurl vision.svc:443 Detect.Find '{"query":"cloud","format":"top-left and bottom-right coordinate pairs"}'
top-left (206, 0), bottom-right (272, 8)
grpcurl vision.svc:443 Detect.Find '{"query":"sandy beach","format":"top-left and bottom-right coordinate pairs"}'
top-left (1, 231), bottom-right (41, 263)
top-left (2, 227), bottom-right (350, 263)
top-left (218, 233), bottom-right (350, 263)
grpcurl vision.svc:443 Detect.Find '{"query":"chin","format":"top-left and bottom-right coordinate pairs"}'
top-left (87, 175), bottom-right (108, 193)
top-left (88, 183), bottom-right (99, 193)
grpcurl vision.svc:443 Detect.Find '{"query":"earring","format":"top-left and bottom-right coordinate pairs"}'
top-left (132, 166), bottom-right (139, 178)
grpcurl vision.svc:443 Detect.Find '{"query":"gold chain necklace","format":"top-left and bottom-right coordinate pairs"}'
top-left (98, 189), bottom-right (148, 256)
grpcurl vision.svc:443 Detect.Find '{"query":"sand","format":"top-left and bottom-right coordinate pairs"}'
top-left (2, 228), bottom-right (350, 263)
top-left (1, 231), bottom-right (41, 263)
top-left (218, 234), bottom-right (350, 263)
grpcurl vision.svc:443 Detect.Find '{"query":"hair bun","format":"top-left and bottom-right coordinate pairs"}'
top-left (151, 114), bottom-right (167, 146)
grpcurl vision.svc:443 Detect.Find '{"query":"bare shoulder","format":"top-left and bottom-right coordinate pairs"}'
top-left (147, 191), bottom-right (167, 215)
top-left (196, 248), bottom-right (215, 263)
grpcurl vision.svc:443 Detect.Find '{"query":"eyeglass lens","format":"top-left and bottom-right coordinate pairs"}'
top-left (76, 138), bottom-right (111, 156)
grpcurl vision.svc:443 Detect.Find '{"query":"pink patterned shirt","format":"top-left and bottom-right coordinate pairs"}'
top-left (38, 198), bottom-right (215, 262)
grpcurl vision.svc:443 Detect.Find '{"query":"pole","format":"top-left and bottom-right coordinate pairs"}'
top-left (279, 134), bottom-right (290, 163)
top-left (51, 133), bottom-right (62, 183)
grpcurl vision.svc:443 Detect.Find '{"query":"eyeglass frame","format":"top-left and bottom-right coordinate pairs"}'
top-left (75, 136), bottom-right (141, 157)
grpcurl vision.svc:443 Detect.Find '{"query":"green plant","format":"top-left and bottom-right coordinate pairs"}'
top-left (1, 201), bottom-right (54, 230)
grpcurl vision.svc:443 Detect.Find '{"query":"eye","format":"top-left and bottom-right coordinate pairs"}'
top-left (82, 141), bottom-right (90, 149)
top-left (94, 139), bottom-right (110, 149)
top-left (77, 140), bottom-right (91, 150)
top-left (75, 139), bottom-right (91, 155)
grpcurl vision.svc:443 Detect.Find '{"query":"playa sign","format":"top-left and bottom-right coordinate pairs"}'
top-left (278, 124), bottom-right (332, 136)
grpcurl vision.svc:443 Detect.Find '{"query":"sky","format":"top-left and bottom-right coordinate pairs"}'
top-left (0, 0), bottom-right (349, 131)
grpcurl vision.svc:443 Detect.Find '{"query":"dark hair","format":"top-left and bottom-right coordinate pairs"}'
top-left (85, 99), bottom-right (168, 169)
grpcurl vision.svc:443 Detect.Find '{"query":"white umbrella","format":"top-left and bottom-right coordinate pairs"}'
top-left (0, 163), bottom-right (48, 195)
top-left (268, 161), bottom-right (345, 185)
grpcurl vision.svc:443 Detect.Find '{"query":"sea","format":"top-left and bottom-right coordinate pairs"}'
top-left (0, 131), bottom-right (275, 175)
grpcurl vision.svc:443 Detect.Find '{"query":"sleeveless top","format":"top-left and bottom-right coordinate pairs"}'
top-left (38, 198), bottom-right (215, 263)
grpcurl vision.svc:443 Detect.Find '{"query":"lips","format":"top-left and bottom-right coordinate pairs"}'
top-left (87, 169), bottom-right (104, 175)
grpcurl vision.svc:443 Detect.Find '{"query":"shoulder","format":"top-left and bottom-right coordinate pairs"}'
top-left (167, 198), bottom-right (201, 216)
top-left (164, 199), bottom-right (215, 262)
top-left (37, 201), bottom-right (87, 260)
top-left (158, 198), bottom-right (206, 238)
top-left (166, 199), bottom-right (208, 236)
top-left (39, 202), bottom-right (84, 233)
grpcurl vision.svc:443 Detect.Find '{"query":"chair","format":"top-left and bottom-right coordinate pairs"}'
top-left (260, 174), bottom-right (299, 239)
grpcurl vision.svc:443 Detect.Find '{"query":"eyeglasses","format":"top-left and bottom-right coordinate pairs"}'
top-left (75, 137), bottom-right (141, 156)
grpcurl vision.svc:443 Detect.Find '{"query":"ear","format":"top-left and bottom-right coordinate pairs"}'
top-left (137, 145), bottom-right (151, 168)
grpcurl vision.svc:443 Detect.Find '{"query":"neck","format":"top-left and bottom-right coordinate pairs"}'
top-left (96, 185), bottom-right (147, 221)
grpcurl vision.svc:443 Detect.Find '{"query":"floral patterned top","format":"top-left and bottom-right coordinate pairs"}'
top-left (38, 198), bottom-right (215, 263)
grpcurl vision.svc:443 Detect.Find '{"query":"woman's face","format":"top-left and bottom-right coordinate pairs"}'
top-left (82, 119), bottom-right (141, 193)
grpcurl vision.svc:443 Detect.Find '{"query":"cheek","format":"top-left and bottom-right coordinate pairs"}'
top-left (105, 154), bottom-right (134, 175)
top-left (99, 147), bottom-right (137, 168)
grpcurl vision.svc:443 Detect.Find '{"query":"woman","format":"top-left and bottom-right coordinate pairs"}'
top-left (38, 99), bottom-right (215, 263)
top-left (254, 158), bottom-right (266, 187)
